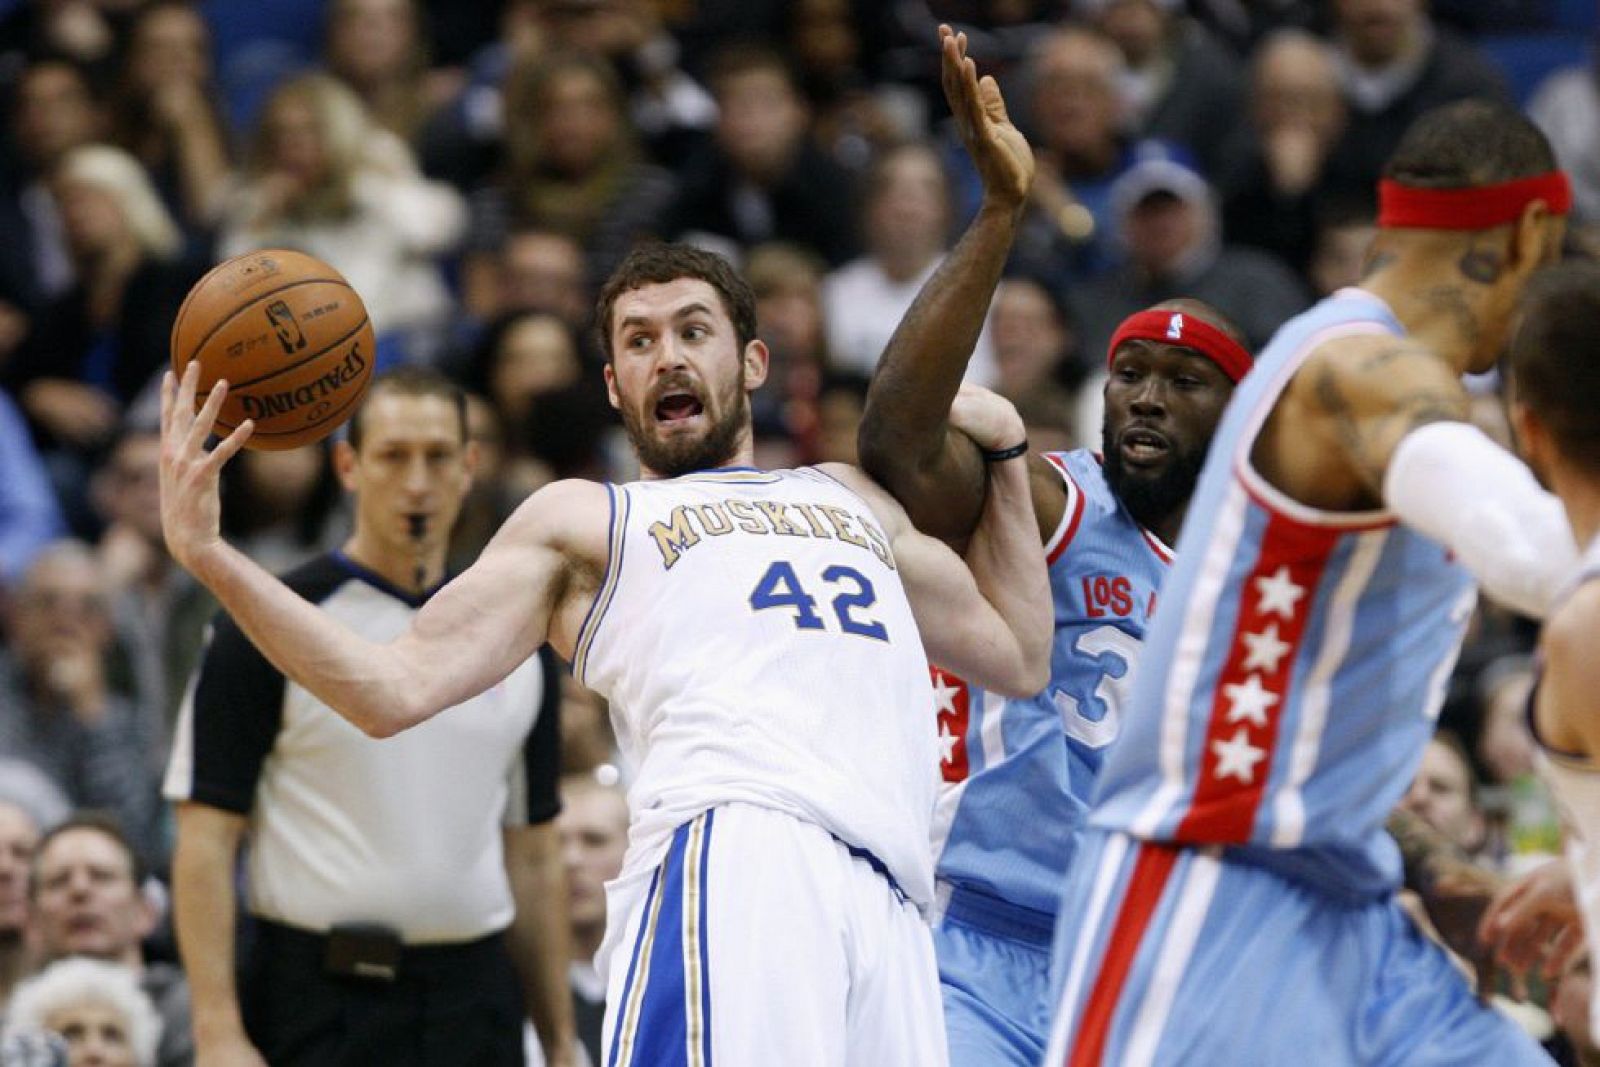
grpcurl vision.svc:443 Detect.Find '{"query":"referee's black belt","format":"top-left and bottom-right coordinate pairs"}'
top-left (252, 917), bottom-right (507, 984)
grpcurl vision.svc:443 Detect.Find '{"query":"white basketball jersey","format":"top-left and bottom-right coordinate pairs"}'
top-left (1533, 534), bottom-right (1600, 1039)
top-left (574, 466), bottom-right (938, 905)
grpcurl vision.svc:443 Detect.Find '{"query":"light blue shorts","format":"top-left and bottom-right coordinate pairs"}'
top-left (1043, 828), bottom-right (1552, 1067)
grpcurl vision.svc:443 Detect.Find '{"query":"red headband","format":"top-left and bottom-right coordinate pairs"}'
top-left (1108, 309), bottom-right (1252, 383)
top-left (1378, 172), bottom-right (1572, 230)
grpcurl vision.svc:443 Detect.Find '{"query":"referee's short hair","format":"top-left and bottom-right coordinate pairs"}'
top-left (346, 367), bottom-right (468, 451)
top-left (30, 811), bottom-right (147, 895)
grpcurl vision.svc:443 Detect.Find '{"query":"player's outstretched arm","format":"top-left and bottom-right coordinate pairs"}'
top-left (160, 364), bottom-right (597, 737)
top-left (857, 25), bottom-right (1044, 548)
top-left (829, 388), bottom-right (1051, 696)
top-left (1305, 337), bottom-right (1576, 617)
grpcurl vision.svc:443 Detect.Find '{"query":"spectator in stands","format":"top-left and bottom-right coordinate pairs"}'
top-left (667, 44), bottom-right (859, 266)
top-left (5, 145), bottom-right (193, 532)
top-left (29, 815), bottom-right (191, 1067)
top-left (1529, 57), bottom-right (1600, 223)
top-left (746, 242), bottom-right (830, 459)
top-left (989, 274), bottom-right (1081, 444)
top-left (1, 58), bottom-right (105, 314)
top-left (324, 0), bottom-right (451, 151)
top-left (0, 800), bottom-right (39, 1011)
top-left (218, 444), bottom-right (344, 575)
top-left (825, 141), bottom-right (995, 380)
top-left (3, 957), bottom-right (162, 1067)
top-left (1401, 731), bottom-right (1490, 863)
top-left (1307, 199), bottom-right (1377, 298)
top-left (1077, 0), bottom-right (1245, 177)
top-left (459, 228), bottom-right (592, 337)
top-left (1067, 148), bottom-right (1308, 357)
top-left (0, 546), bottom-right (159, 866)
top-left (1006, 26), bottom-right (1138, 286)
top-left (0, 388), bottom-right (65, 591)
top-left (216, 73), bottom-right (466, 364)
top-left (787, 0), bottom-right (921, 172)
top-left (475, 54), bottom-right (675, 287)
top-left (90, 426), bottom-right (214, 772)
top-left (557, 771), bottom-right (628, 1067)
top-left (110, 1), bottom-right (230, 235)
top-left (1324, 0), bottom-right (1509, 199)
top-left (814, 372), bottom-right (872, 466)
top-left (529, 0), bottom-right (716, 168)
top-left (1218, 30), bottom-right (1349, 275)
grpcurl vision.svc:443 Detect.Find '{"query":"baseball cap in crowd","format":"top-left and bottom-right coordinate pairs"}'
top-left (1109, 144), bottom-right (1212, 220)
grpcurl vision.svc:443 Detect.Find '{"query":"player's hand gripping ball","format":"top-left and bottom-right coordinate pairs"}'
top-left (169, 249), bottom-right (375, 450)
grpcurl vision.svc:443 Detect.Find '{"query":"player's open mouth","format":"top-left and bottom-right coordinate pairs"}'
top-left (1120, 427), bottom-right (1170, 465)
top-left (654, 391), bottom-right (704, 424)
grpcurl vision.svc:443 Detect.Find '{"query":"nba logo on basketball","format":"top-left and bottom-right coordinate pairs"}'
top-left (265, 300), bottom-right (308, 355)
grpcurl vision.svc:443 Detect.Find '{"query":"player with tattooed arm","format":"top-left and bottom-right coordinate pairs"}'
top-left (1042, 100), bottom-right (1576, 1066)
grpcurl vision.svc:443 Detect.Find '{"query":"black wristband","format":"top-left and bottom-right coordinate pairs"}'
top-left (981, 441), bottom-right (1029, 463)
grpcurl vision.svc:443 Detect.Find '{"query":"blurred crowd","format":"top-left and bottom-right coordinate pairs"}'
top-left (0, 0), bottom-right (1597, 1063)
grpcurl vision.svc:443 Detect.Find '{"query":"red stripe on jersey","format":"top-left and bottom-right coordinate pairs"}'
top-left (1175, 512), bottom-right (1339, 843)
top-left (1068, 843), bottom-right (1181, 1067)
top-left (931, 666), bottom-right (972, 783)
top-left (1044, 453), bottom-right (1087, 564)
top-left (1141, 528), bottom-right (1175, 564)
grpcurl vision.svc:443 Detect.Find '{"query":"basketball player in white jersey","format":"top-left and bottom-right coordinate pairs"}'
top-left (1478, 261), bottom-right (1600, 1035)
top-left (157, 241), bottom-right (1052, 1065)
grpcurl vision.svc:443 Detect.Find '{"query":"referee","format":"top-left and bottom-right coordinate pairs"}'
top-left (163, 368), bottom-right (576, 1066)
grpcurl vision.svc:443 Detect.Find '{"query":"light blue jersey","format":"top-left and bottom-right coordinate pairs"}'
top-left (930, 450), bottom-right (1173, 1065)
top-left (1088, 289), bottom-right (1476, 900)
top-left (932, 449), bottom-right (1173, 915)
top-left (1042, 290), bottom-right (1545, 1067)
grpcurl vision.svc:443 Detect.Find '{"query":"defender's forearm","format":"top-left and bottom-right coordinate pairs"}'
top-left (963, 451), bottom-right (1052, 694)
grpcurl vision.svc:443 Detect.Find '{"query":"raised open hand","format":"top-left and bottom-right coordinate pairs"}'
top-left (159, 362), bottom-right (253, 575)
top-left (940, 24), bottom-right (1034, 212)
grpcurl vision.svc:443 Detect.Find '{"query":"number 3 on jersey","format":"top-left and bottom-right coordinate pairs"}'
top-left (1053, 625), bottom-right (1140, 749)
top-left (750, 561), bottom-right (887, 641)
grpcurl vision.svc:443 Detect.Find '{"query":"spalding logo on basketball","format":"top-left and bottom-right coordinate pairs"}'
top-left (170, 249), bottom-right (376, 451)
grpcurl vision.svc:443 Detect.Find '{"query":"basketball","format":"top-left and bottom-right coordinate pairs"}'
top-left (170, 249), bottom-right (375, 451)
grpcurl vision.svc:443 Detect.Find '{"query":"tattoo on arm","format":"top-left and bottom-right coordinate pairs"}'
top-left (1313, 356), bottom-right (1468, 491)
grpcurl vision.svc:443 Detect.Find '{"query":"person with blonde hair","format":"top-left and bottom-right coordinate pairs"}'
top-left (217, 72), bottom-right (466, 363)
top-left (4, 957), bottom-right (163, 1067)
top-left (2, 143), bottom-right (197, 525)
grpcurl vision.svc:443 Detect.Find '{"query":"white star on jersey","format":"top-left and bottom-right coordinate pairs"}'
top-left (938, 724), bottom-right (960, 765)
top-left (932, 674), bottom-right (961, 716)
top-left (1223, 675), bottom-right (1280, 728)
top-left (1241, 624), bottom-right (1292, 673)
top-left (1212, 728), bottom-right (1267, 784)
top-left (1254, 566), bottom-right (1306, 620)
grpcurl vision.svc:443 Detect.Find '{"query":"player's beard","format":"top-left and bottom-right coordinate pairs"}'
top-left (620, 367), bottom-right (750, 478)
top-left (1101, 415), bottom-right (1207, 533)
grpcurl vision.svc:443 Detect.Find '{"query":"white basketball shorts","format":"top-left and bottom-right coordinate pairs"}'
top-left (597, 802), bottom-right (946, 1066)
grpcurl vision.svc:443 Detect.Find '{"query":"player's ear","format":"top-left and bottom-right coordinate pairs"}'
top-left (462, 437), bottom-right (481, 483)
top-left (1510, 200), bottom-right (1562, 276)
top-left (1510, 400), bottom-right (1553, 485)
top-left (603, 362), bottom-right (621, 410)
top-left (333, 438), bottom-right (359, 492)
top-left (742, 339), bottom-right (769, 392)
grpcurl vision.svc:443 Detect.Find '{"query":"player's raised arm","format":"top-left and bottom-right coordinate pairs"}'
top-left (160, 363), bottom-right (599, 737)
top-left (831, 386), bottom-right (1050, 696)
top-left (857, 26), bottom-right (1042, 548)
